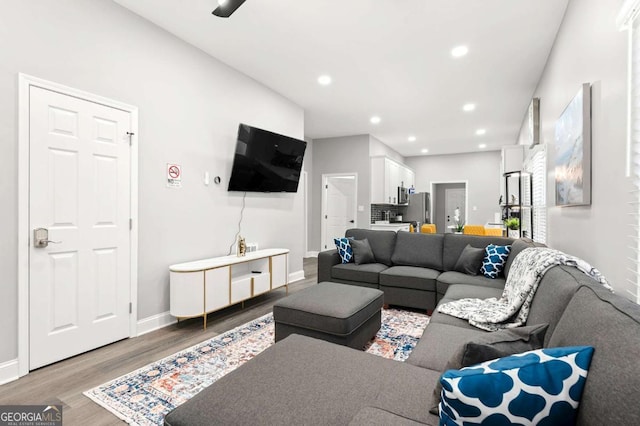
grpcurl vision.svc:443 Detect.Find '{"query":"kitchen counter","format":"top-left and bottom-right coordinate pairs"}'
top-left (370, 222), bottom-right (411, 232)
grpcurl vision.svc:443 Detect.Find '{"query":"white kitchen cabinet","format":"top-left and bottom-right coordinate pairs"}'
top-left (371, 156), bottom-right (415, 204)
top-left (169, 249), bottom-right (289, 329)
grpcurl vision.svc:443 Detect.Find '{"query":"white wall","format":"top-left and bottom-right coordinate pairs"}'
top-left (311, 135), bottom-right (371, 251)
top-left (405, 151), bottom-right (502, 225)
top-left (518, 0), bottom-right (631, 296)
top-left (369, 135), bottom-right (405, 163)
top-left (0, 1), bottom-right (305, 364)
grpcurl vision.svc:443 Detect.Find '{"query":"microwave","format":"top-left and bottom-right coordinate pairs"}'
top-left (398, 186), bottom-right (409, 204)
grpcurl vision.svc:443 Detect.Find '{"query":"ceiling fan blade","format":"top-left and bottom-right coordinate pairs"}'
top-left (212, 0), bottom-right (247, 18)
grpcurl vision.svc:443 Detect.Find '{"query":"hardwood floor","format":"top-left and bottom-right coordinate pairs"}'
top-left (0, 257), bottom-right (319, 425)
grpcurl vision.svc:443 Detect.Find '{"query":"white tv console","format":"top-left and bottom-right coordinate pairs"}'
top-left (169, 248), bottom-right (289, 329)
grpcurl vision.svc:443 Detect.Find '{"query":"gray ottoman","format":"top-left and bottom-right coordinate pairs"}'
top-left (273, 282), bottom-right (384, 349)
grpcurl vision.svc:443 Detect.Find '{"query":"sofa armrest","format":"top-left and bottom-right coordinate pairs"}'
top-left (318, 249), bottom-right (340, 282)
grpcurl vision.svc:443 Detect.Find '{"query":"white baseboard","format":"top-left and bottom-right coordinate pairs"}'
top-left (305, 251), bottom-right (319, 258)
top-left (0, 359), bottom-right (20, 385)
top-left (289, 269), bottom-right (305, 283)
top-left (136, 311), bottom-right (177, 336)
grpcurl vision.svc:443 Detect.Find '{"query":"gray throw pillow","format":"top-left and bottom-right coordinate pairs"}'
top-left (351, 238), bottom-right (376, 265)
top-left (453, 244), bottom-right (485, 276)
top-left (428, 323), bottom-right (549, 415)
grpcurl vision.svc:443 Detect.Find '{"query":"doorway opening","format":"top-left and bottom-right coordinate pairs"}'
top-left (431, 181), bottom-right (468, 233)
top-left (321, 173), bottom-right (358, 250)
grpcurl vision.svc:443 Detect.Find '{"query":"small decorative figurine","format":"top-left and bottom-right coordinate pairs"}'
top-left (237, 236), bottom-right (246, 257)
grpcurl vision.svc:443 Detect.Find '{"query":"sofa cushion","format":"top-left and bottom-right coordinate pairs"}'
top-left (351, 238), bottom-right (376, 265)
top-left (346, 229), bottom-right (397, 266)
top-left (379, 266), bottom-right (439, 291)
top-left (429, 308), bottom-right (482, 331)
top-left (503, 238), bottom-right (537, 278)
top-left (428, 324), bottom-right (549, 414)
top-left (526, 265), bottom-right (586, 346)
top-left (406, 323), bottom-right (486, 371)
top-left (334, 237), bottom-right (354, 264)
top-left (442, 234), bottom-right (514, 271)
top-left (332, 263), bottom-right (388, 284)
top-left (453, 244), bottom-right (485, 276)
top-left (164, 334), bottom-right (441, 426)
top-left (480, 244), bottom-right (511, 279)
top-left (349, 407), bottom-right (431, 426)
top-left (436, 271), bottom-right (506, 297)
top-left (391, 232), bottom-right (444, 270)
top-left (547, 284), bottom-right (640, 426)
top-left (442, 284), bottom-right (503, 302)
top-left (438, 346), bottom-right (594, 426)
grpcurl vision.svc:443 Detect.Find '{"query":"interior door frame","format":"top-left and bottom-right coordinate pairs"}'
top-left (17, 74), bottom-right (139, 377)
top-left (320, 173), bottom-right (358, 251)
top-left (430, 180), bottom-right (469, 232)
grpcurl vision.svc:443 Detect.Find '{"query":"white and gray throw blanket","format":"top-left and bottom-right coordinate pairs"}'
top-left (437, 247), bottom-right (613, 331)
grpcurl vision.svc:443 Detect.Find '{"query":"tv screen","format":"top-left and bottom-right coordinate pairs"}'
top-left (228, 123), bottom-right (307, 193)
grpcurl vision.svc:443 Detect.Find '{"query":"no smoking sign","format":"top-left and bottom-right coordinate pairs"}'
top-left (167, 163), bottom-right (182, 188)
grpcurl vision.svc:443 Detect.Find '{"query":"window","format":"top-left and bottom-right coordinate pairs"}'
top-left (524, 146), bottom-right (547, 245)
top-left (619, 0), bottom-right (640, 303)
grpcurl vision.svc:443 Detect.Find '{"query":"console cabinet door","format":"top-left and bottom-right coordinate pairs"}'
top-left (271, 254), bottom-right (288, 289)
top-left (170, 271), bottom-right (204, 317)
top-left (205, 267), bottom-right (230, 312)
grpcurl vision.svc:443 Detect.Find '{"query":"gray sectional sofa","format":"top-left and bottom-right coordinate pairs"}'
top-left (164, 231), bottom-right (640, 425)
top-left (319, 229), bottom-right (528, 311)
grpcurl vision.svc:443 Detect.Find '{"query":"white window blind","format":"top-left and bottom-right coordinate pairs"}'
top-left (626, 15), bottom-right (640, 303)
top-left (524, 146), bottom-right (547, 245)
top-left (531, 148), bottom-right (547, 245)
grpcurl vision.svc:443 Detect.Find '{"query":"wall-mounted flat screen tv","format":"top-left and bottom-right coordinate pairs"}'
top-left (228, 123), bottom-right (307, 192)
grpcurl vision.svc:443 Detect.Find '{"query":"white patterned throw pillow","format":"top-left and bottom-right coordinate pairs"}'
top-left (439, 346), bottom-right (594, 426)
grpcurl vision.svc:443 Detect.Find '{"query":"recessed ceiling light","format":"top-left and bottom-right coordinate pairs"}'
top-left (476, 129), bottom-right (486, 136)
top-left (408, 136), bottom-right (417, 142)
top-left (463, 103), bottom-right (476, 112)
top-left (479, 143), bottom-right (487, 149)
top-left (421, 148), bottom-right (429, 154)
top-left (317, 75), bottom-right (332, 86)
top-left (451, 45), bottom-right (469, 58)
top-left (370, 116), bottom-right (381, 124)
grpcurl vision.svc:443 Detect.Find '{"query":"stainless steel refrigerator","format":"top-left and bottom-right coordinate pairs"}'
top-left (406, 192), bottom-right (431, 225)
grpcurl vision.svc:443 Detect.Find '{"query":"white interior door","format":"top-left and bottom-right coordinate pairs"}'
top-left (29, 86), bottom-right (132, 369)
top-left (445, 188), bottom-right (466, 232)
top-left (322, 175), bottom-right (357, 250)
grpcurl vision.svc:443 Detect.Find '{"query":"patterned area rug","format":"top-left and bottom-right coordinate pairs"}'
top-left (84, 308), bottom-right (429, 426)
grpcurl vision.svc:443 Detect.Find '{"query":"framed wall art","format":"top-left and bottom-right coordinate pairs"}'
top-left (554, 83), bottom-right (591, 207)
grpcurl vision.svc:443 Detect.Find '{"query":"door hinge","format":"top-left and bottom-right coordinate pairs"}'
top-left (325, 184), bottom-right (328, 189)
top-left (129, 302), bottom-right (133, 314)
top-left (126, 131), bottom-right (135, 146)
top-left (325, 215), bottom-right (328, 219)
top-left (129, 218), bottom-right (133, 230)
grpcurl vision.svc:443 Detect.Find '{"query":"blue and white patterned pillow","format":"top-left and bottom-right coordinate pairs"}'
top-left (334, 237), bottom-right (353, 264)
top-left (480, 244), bottom-right (511, 279)
top-left (439, 346), bottom-right (594, 426)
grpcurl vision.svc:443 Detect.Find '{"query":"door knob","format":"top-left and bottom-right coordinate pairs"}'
top-left (33, 228), bottom-right (61, 248)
